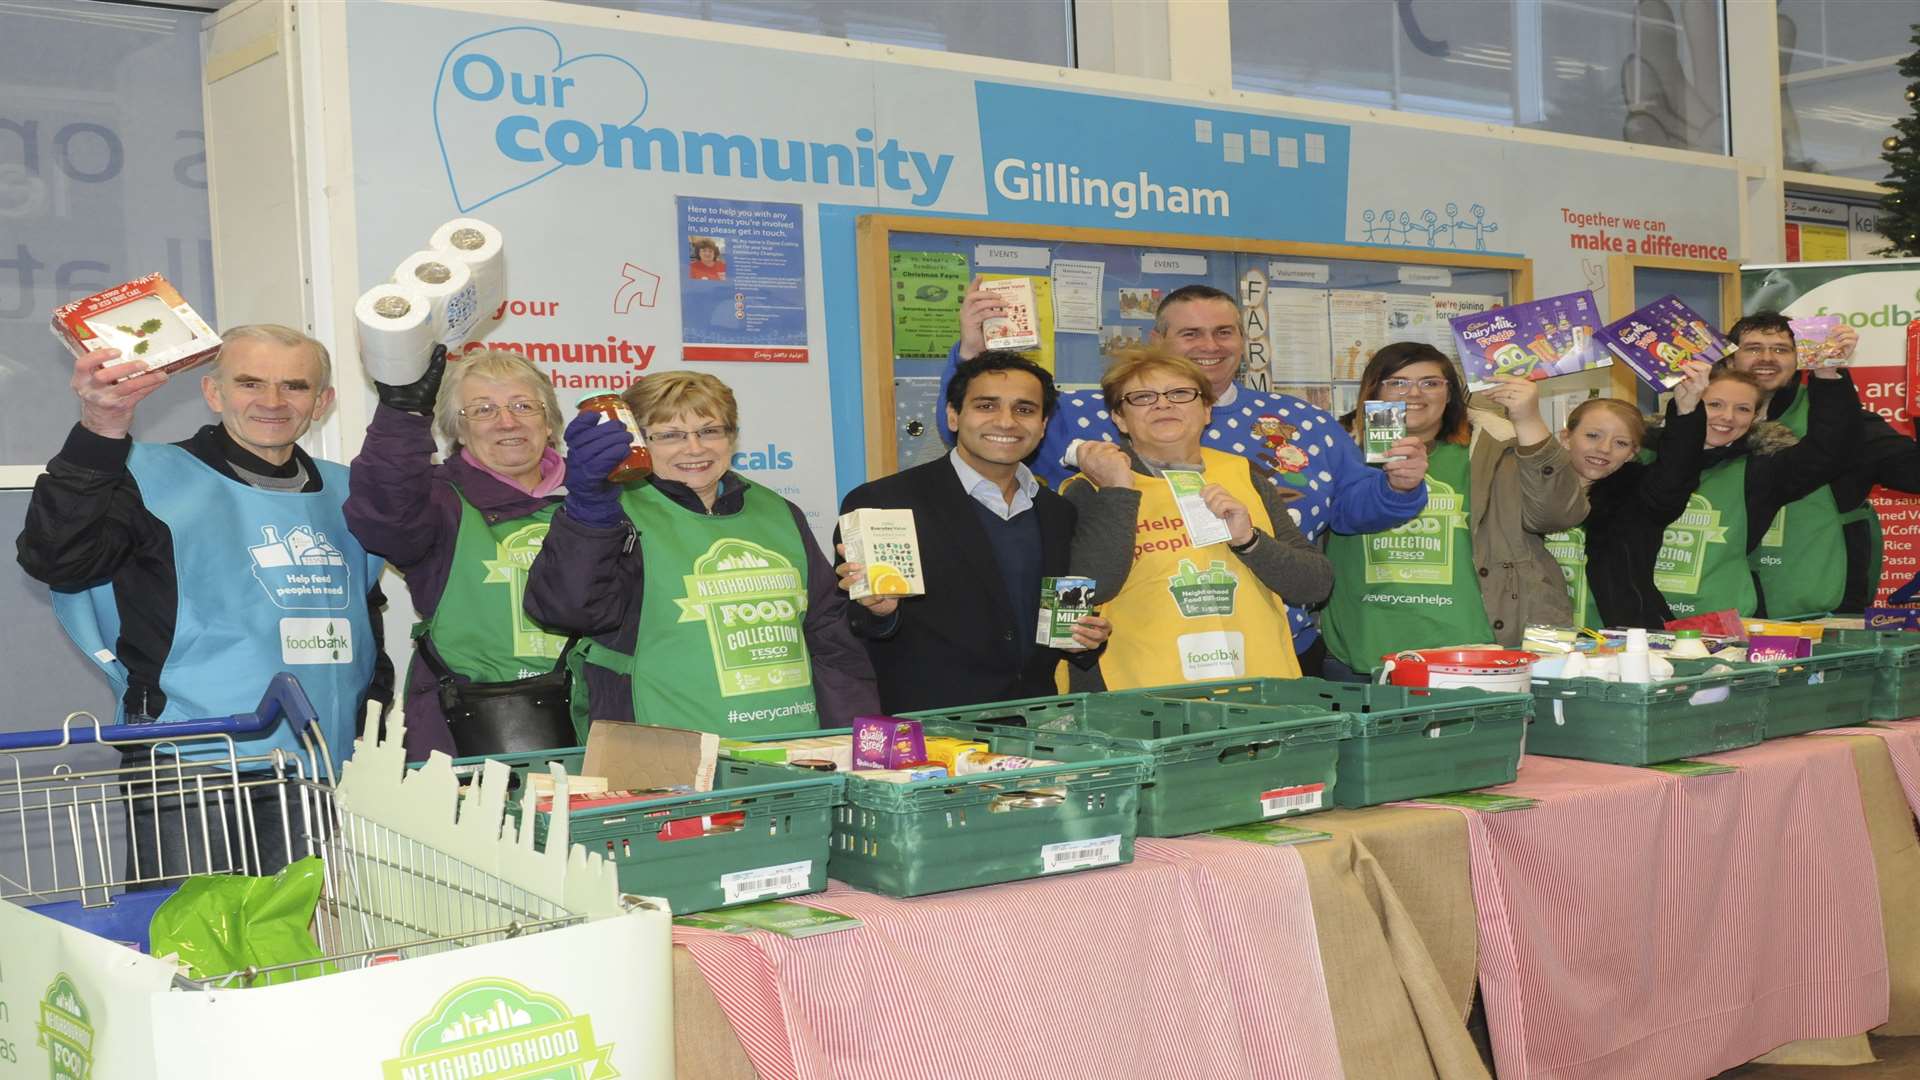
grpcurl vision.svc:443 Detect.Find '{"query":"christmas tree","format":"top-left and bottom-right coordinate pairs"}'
top-left (1877, 21), bottom-right (1920, 256)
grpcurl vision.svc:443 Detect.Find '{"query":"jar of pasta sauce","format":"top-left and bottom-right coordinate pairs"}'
top-left (576, 391), bottom-right (652, 482)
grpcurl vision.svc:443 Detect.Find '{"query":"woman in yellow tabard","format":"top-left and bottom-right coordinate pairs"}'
top-left (1322, 342), bottom-right (1588, 678)
top-left (1058, 348), bottom-right (1333, 690)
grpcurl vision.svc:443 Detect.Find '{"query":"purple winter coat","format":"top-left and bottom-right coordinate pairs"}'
top-left (523, 475), bottom-right (879, 729)
top-left (344, 404), bottom-right (563, 760)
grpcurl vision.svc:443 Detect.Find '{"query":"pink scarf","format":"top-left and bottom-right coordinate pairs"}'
top-left (462, 446), bottom-right (565, 497)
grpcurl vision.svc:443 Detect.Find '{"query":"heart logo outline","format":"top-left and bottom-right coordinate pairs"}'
top-left (432, 25), bottom-right (650, 213)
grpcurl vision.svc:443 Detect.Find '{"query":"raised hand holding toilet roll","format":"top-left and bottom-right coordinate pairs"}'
top-left (354, 283), bottom-right (436, 385)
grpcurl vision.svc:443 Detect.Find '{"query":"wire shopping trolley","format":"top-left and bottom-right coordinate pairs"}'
top-left (0, 675), bottom-right (673, 1079)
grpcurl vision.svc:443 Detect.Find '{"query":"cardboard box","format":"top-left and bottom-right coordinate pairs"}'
top-left (51, 273), bottom-right (221, 380)
top-left (838, 508), bottom-right (926, 600)
top-left (581, 722), bottom-right (718, 793)
top-left (980, 276), bottom-right (1039, 351)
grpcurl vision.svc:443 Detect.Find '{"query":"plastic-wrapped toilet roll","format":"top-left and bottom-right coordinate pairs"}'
top-left (429, 217), bottom-right (505, 333)
top-left (393, 250), bottom-right (480, 346)
top-left (355, 282), bottom-right (436, 385)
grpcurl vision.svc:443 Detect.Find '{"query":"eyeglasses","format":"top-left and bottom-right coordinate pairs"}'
top-left (459, 400), bottom-right (546, 422)
top-left (1735, 343), bottom-right (1796, 359)
top-left (1379, 377), bottom-right (1449, 393)
top-left (646, 424), bottom-right (736, 447)
top-left (1119, 386), bottom-right (1204, 408)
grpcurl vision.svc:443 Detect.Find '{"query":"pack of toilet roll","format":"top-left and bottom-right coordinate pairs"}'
top-left (356, 217), bottom-right (506, 385)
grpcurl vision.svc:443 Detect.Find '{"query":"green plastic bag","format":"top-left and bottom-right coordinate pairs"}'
top-left (148, 856), bottom-right (331, 985)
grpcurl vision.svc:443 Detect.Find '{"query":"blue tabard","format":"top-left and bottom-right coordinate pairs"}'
top-left (50, 444), bottom-right (381, 763)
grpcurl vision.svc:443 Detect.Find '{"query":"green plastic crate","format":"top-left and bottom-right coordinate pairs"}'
top-left (902, 692), bottom-right (1348, 837)
top-left (1525, 660), bottom-right (1774, 764)
top-left (1139, 678), bottom-right (1530, 807)
top-left (1746, 640), bottom-right (1880, 737)
top-left (1829, 628), bottom-right (1920, 721)
top-left (441, 748), bottom-right (836, 915)
top-left (727, 729), bottom-right (1150, 897)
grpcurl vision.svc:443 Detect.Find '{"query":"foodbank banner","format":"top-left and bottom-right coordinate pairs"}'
top-left (1742, 260), bottom-right (1920, 604)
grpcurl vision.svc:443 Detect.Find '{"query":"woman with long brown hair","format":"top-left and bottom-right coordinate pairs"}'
top-left (1320, 342), bottom-right (1587, 677)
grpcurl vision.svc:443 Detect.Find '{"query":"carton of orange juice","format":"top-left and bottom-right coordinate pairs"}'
top-left (838, 508), bottom-right (926, 600)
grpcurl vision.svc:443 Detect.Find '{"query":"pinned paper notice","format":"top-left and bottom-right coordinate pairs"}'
top-left (1194, 119), bottom-right (1213, 143)
top-left (1305, 133), bottom-right (1326, 164)
top-left (1164, 470), bottom-right (1232, 548)
top-left (1222, 132), bottom-right (1245, 163)
top-left (1142, 253), bottom-right (1207, 276)
top-left (1277, 138), bottom-right (1300, 168)
top-left (1250, 130), bottom-right (1272, 156)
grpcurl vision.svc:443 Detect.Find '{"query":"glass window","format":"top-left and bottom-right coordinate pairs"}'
top-left (1230, 0), bottom-right (1728, 155)
top-left (1779, 0), bottom-right (1910, 181)
top-left (0, 0), bottom-right (218, 473)
top-left (566, 0), bottom-right (1076, 67)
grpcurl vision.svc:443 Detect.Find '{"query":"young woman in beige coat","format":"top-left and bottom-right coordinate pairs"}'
top-left (1321, 342), bottom-right (1589, 678)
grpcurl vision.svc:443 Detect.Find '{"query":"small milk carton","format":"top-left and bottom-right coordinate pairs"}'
top-left (980, 277), bottom-right (1040, 351)
top-left (838, 508), bottom-right (926, 600)
top-left (1363, 400), bottom-right (1406, 463)
top-left (1037, 576), bottom-right (1097, 648)
top-left (51, 272), bottom-right (222, 381)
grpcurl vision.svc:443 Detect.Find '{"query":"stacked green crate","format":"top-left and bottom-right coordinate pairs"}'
top-left (906, 692), bottom-right (1348, 836)
top-left (725, 729), bottom-right (1150, 898)
top-left (1139, 678), bottom-right (1530, 806)
top-left (444, 748), bottom-right (836, 915)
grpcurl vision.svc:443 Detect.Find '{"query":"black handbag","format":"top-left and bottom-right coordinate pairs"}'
top-left (416, 632), bottom-right (580, 757)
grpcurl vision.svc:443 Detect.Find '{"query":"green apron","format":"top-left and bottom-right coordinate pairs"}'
top-left (1323, 443), bottom-right (1495, 672)
top-left (1654, 458), bottom-right (1754, 617)
top-left (1748, 388), bottom-right (1845, 617)
top-left (584, 479), bottom-right (819, 737)
top-left (1545, 526), bottom-right (1600, 630)
top-left (417, 499), bottom-right (568, 681)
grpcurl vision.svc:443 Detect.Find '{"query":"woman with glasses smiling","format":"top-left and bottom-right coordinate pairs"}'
top-left (1320, 342), bottom-right (1588, 678)
top-left (526, 371), bottom-right (878, 737)
top-left (346, 346), bottom-right (579, 760)
top-left (1061, 348), bottom-right (1332, 689)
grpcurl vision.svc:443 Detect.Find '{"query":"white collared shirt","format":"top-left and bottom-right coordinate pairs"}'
top-left (949, 450), bottom-right (1037, 521)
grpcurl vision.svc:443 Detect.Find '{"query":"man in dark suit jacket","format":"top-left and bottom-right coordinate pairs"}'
top-left (836, 352), bottom-right (1109, 713)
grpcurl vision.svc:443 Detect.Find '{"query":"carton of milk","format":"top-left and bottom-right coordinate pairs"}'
top-left (1363, 400), bottom-right (1407, 463)
top-left (1037, 576), bottom-right (1097, 649)
top-left (980, 277), bottom-right (1040, 351)
top-left (838, 508), bottom-right (926, 600)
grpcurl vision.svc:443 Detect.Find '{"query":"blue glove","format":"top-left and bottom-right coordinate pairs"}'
top-left (562, 411), bottom-right (636, 528)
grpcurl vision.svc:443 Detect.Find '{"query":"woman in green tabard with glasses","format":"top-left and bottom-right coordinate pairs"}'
top-left (1645, 362), bottom-right (1859, 620)
top-left (525, 371), bottom-right (878, 738)
top-left (1320, 342), bottom-right (1588, 679)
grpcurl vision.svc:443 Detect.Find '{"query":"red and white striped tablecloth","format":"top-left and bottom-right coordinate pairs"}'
top-left (675, 837), bottom-right (1343, 1080)
top-left (1426, 740), bottom-right (1889, 1080)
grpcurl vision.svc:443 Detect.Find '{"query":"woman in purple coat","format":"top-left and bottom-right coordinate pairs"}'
top-left (345, 346), bottom-right (575, 760)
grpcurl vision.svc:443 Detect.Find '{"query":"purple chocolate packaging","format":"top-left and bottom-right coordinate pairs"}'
top-left (1594, 295), bottom-right (1730, 392)
top-left (851, 715), bottom-right (927, 770)
top-left (1449, 290), bottom-right (1607, 389)
top-left (1746, 634), bottom-right (1813, 663)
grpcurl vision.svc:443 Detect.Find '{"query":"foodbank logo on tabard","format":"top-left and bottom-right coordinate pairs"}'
top-left (36, 974), bottom-right (94, 1080)
top-left (383, 977), bottom-right (617, 1080)
top-left (1166, 558), bottom-right (1239, 618)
